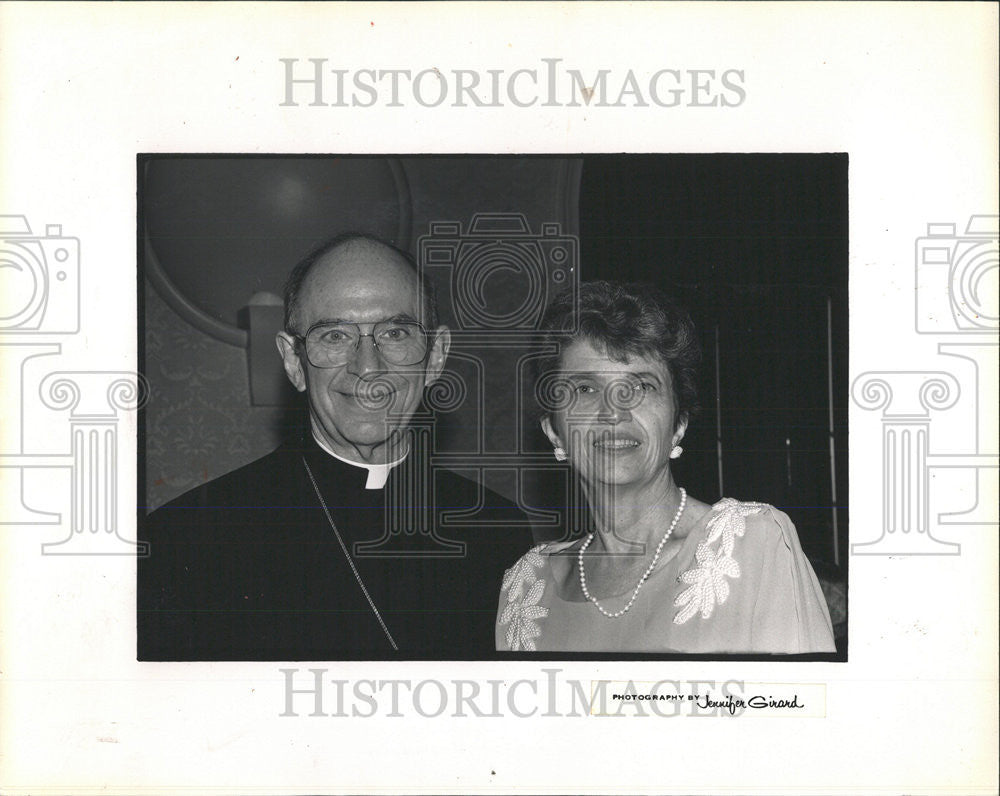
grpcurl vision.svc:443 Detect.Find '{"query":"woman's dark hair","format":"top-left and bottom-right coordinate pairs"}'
top-left (533, 280), bottom-right (701, 428)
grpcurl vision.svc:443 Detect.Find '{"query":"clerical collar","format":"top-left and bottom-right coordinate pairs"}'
top-left (311, 432), bottom-right (409, 489)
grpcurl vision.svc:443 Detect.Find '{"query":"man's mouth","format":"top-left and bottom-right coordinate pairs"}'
top-left (339, 387), bottom-right (397, 406)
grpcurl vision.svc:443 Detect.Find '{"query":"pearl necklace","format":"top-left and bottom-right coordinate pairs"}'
top-left (578, 487), bottom-right (687, 618)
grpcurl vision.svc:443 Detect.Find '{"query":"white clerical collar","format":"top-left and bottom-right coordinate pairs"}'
top-left (311, 432), bottom-right (409, 489)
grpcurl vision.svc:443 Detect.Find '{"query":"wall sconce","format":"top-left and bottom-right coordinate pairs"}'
top-left (243, 291), bottom-right (294, 406)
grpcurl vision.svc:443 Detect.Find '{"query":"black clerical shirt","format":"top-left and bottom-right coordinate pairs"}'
top-left (138, 434), bottom-right (532, 660)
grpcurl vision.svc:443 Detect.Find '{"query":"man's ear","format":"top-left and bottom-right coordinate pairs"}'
top-left (275, 332), bottom-right (307, 393)
top-left (540, 415), bottom-right (563, 449)
top-left (423, 326), bottom-right (451, 386)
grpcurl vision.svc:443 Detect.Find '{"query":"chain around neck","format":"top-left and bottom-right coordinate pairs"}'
top-left (302, 456), bottom-right (399, 650)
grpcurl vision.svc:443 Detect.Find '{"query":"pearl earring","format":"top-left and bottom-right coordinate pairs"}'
top-left (554, 447), bottom-right (567, 462)
top-left (670, 444), bottom-right (683, 459)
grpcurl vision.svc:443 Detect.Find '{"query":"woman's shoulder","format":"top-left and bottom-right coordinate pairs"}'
top-left (671, 497), bottom-right (816, 629)
top-left (696, 499), bottom-right (835, 652)
top-left (500, 539), bottom-right (579, 594)
top-left (685, 498), bottom-right (811, 580)
top-left (685, 497), bottom-right (800, 562)
top-left (700, 498), bottom-right (795, 537)
top-left (502, 540), bottom-right (573, 574)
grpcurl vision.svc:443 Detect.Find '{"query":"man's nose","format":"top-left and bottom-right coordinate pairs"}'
top-left (345, 335), bottom-right (384, 377)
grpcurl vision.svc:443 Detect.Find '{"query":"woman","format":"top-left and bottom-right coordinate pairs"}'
top-left (497, 281), bottom-right (835, 653)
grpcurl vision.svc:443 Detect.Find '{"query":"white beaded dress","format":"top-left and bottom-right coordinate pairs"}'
top-left (496, 499), bottom-right (836, 653)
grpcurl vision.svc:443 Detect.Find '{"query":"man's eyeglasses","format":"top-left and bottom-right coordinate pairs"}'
top-left (295, 320), bottom-right (430, 368)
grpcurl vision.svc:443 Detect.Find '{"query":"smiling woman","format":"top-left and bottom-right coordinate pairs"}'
top-left (496, 281), bottom-right (836, 653)
top-left (542, 343), bottom-right (686, 492)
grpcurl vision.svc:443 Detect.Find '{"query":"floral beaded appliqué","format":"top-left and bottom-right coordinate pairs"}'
top-left (499, 545), bottom-right (550, 651)
top-left (673, 499), bottom-right (767, 625)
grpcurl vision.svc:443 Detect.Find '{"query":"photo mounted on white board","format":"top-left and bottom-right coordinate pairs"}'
top-left (0, 3), bottom-right (995, 795)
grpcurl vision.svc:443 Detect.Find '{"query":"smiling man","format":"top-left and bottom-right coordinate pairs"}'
top-left (276, 236), bottom-right (446, 469)
top-left (139, 234), bottom-right (532, 660)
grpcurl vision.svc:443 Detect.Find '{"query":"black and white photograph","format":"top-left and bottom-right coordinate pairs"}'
top-left (138, 154), bottom-right (848, 660)
top-left (1, 3), bottom-right (995, 794)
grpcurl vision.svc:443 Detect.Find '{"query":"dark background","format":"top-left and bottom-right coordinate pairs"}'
top-left (579, 155), bottom-right (848, 571)
top-left (139, 154), bottom-right (848, 648)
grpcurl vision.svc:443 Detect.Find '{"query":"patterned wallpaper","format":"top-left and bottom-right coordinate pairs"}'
top-left (143, 279), bottom-right (288, 512)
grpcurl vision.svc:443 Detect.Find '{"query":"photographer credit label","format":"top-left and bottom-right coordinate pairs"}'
top-left (592, 680), bottom-right (827, 717)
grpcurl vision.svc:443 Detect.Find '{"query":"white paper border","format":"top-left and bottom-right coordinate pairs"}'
top-left (1, 2), bottom-right (997, 793)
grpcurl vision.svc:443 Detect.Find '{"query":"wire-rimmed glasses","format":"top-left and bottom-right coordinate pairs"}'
top-left (295, 320), bottom-right (430, 368)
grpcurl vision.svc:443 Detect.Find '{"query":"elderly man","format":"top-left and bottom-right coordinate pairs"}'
top-left (138, 234), bottom-right (532, 659)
